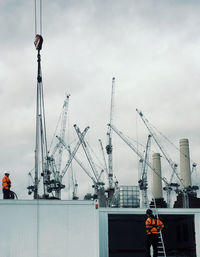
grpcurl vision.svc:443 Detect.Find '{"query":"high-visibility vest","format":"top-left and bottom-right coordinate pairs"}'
top-left (2, 176), bottom-right (11, 190)
top-left (145, 217), bottom-right (164, 235)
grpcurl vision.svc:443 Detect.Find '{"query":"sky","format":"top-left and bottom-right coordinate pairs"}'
top-left (0, 0), bottom-right (200, 201)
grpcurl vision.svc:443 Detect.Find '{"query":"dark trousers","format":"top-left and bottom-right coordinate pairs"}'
top-left (3, 189), bottom-right (10, 199)
top-left (145, 234), bottom-right (159, 257)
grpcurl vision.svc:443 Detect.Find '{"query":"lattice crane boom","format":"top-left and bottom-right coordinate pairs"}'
top-left (57, 94), bottom-right (70, 173)
top-left (56, 136), bottom-right (97, 184)
top-left (74, 124), bottom-right (100, 181)
top-left (60, 126), bottom-right (89, 179)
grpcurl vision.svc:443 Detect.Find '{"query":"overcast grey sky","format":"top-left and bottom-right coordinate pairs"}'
top-left (0, 0), bottom-right (200, 200)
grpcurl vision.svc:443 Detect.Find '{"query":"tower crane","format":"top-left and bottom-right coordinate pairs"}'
top-left (138, 135), bottom-right (151, 208)
top-left (28, 125), bottom-right (89, 199)
top-left (106, 77), bottom-right (115, 204)
top-left (29, 0), bottom-right (58, 199)
top-left (108, 124), bottom-right (176, 206)
top-left (57, 135), bottom-right (104, 200)
top-left (47, 94), bottom-right (70, 199)
top-left (99, 139), bottom-right (120, 206)
top-left (136, 109), bottom-right (183, 189)
top-left (136, 109), bottom-right (190, 207)
top-left (45, 126), bottom-right (89, 198)
top-left (74, 124), bottom-right (107, 206)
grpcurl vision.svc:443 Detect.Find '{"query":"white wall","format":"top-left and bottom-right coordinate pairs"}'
top-left (0, 200), bottom-right (99, 257)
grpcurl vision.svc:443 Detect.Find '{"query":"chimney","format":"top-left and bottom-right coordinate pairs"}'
top-left (152, 153), bottom-right (163, 199)
top-left (179, 139), bottom-right (191, 189)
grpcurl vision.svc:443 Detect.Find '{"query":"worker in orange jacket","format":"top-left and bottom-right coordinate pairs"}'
top-left (2, 173), bottom-right (11, 199)
top-left (145, 209), bottom-right (164, 257)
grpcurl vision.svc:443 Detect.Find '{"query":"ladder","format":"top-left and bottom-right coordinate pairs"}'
top-left (152, 198), bottom-right (167, 257)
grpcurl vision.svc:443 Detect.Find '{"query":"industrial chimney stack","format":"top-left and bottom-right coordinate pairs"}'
top-left (174, 138), bottom-right (200, 208)
top-left (152, 153), bottom-right (163, 199)
top-left (150, 153), bottom-right (167, 208)
top-left (179, 138), bottom-right (192, 189)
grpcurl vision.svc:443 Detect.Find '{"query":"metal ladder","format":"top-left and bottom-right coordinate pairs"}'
top-left (152, 198), bottom-right (167, 257)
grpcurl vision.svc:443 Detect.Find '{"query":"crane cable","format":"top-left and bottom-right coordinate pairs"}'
top-left (34, 0), bottom-right (42, 36)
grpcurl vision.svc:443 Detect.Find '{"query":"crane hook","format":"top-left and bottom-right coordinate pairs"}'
top-left (34, 34), bottom-right (43, 50)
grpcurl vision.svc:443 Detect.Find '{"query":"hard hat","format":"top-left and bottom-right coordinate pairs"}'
top-left (146, 209), bottom-right (152, 215)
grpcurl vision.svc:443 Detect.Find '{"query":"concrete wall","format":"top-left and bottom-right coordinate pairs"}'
top-left (0, 200), bottom-right (99, 257)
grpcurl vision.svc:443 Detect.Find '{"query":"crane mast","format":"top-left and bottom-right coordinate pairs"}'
top-left (106, 77), bottom-right (115, 189)
top-left (138, 135), bottom-right (151, 208)
top-left (105, 77), bottom-right (115, 205)
top-left (67, 147), bottom-right (79, 200)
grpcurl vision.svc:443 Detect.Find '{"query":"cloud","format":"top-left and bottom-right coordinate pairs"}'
top-left (0, 0), bottom-right (200, 200)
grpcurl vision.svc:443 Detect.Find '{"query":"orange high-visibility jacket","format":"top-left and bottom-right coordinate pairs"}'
top-left (145, 217), bottom-right (164, 235)
top-left (2, 176), bottom-right (11, 190)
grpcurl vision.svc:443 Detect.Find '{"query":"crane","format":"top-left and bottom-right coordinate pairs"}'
top-left (44, 126), bottom-right (89, 198)
top-left (48, 94), bottom-right (70, 198)
top-left (74, 124), bottom-right (107, 206)
top-left (136, 109), bottom-right (184, 189)
top-left (136, 109), bottom-right (191, 207)
top-left (108, 124), bottom-right (176, 206)
top-left (105, 77), bottom-right (116, 205)
top-left (60, 126), bottom-right (89, 179)
top-left (138, 135), bottom-right (151, 208)
top-left (58, 136), bottom-right (105, 200)
top-left (74, 125), bottom-right (100, 181)
top-left (106, 77), bottom-right (115, 189)
top-left (34, 31), bottom-right (50, 199)
top-left (28, 126), bottom-right (89, 199)
top-left (57, 136), bottom-right (97, 184)
top-left (30, 0), bottom-right (56, 199)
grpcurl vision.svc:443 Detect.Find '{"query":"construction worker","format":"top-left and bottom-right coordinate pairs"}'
top-left (145, 209), bottom-right (164, 257)
top-left (2, 172), bottom-right (11, 199)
